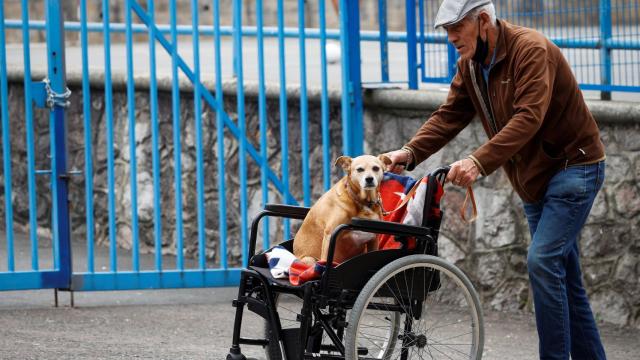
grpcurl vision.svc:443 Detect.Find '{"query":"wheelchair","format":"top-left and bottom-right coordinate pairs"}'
top-left (227, 167), bottom-right (484, 359)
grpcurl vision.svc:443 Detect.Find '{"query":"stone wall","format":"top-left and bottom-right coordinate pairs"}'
top-left (2, 77), bottom-right (639, 328)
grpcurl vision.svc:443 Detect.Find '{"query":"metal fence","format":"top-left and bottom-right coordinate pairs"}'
top-left (414, 0), bottom-right (640, 96)
top-left (1, 0), bottom-right (639, 293)
top-left (0, 0), bottom-right (364, 291)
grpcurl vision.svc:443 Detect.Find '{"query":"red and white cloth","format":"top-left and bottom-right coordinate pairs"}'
top-left (378, 173), bottom-right (443, 249)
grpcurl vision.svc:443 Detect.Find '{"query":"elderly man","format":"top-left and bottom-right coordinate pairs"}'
top-left (386, 1), bottom-right (607, 359)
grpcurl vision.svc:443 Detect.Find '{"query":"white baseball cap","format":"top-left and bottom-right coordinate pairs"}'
top-left (434, 0), bottom-right (492, 28)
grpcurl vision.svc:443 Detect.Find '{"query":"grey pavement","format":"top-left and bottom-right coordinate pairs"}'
top-left (1, 285), bottom-right (640, 359)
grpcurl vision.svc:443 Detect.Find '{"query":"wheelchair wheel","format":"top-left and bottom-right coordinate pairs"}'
top-left (345, 254), bottom-right (484, 359)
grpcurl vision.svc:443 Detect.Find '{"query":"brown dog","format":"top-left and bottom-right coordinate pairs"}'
top-left (293, 154), bottom-right (391, 266)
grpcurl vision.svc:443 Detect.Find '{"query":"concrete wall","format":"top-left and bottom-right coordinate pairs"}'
top-left (2, 74), bottom-right (639, 328)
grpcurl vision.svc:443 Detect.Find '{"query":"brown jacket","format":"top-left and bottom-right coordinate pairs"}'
top-left (405, 19), bottom-right (605, 203)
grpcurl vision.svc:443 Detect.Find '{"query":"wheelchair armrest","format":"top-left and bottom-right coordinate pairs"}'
top-left (349, 218), bottom-right (430, 237)
top-left (264, 204), bottom-right (310, 220)
top-left (248, 204), bottom-right (310, 262)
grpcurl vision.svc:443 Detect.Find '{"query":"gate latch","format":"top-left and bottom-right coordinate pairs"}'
top-left (31, 78), bottom-right (71, 109)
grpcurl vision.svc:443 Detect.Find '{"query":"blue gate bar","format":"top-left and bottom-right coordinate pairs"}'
top-left (339, 0), bottom-right (351, 156)
top-left (48, 74), bottom-right (59, 271)
top-left (79, 0), bottom-right (95, 273)
top-left (213, 0), bottom-right (228, 269)
top-left (102, 0), bottom-right (118, 272)
top-left (418, 0), bottom-right (426, 81)
top-left (191, 0), bottom-right (206, 269)
top-left (340, 0), bottom-right (364, 156)
top-left (0, 0), bottom-right (15, 272)
top-left (8, 18), bottom-right (640, 50)
top-left (71, 269), bottom-right (242, 291)
top-left (298, 0), bottom-right (311, 207)
top-left (600, 0), bottom-right (613, 100)
top-left (20, 0), bottom-right (39, 271)
top-left (277, 0), bottom-right (291, 240)
top-left (147, 0), bottom-right (163, 272)
top-left (232, 0), bottom-right (249, 266)
top-left (169, 0), bottom-right (184, 271)
top-left (405, 0), bottom-right (418, 90)
top-left (125, 0), bottom-right (141, 272)
top-left (45, 0), bottom-right (71, 288)
top-left (256, 0), bottom-right (270, 251)
top-left (319, 0), bottom-right (331, 192)
top-left (378, 0), bottom-right (390, 83)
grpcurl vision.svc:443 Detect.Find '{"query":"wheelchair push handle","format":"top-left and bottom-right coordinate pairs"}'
top-left (429, 165), bottom-right (451, 181)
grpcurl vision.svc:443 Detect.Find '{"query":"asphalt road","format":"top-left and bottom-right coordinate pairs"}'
top-left (1, 286), bottom-right (639, 359)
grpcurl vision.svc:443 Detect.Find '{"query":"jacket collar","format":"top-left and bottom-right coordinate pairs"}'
top-left (473, 18), bottom-right (508, 67)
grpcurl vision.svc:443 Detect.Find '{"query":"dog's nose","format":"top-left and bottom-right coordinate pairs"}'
top-left (365, 176), bottom-right (374, 184)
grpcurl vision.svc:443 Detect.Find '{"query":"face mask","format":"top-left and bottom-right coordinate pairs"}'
top-left (472, 19), bottom-right (489, 64)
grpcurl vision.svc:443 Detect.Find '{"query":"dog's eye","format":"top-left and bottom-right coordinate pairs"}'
top-left (372, 166), bottom-right (380, 172)
top-left (356, 168), bottom-right (364, 173)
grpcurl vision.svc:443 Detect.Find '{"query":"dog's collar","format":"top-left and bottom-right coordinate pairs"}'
top-left (344, 181), bottom-right (382, 211)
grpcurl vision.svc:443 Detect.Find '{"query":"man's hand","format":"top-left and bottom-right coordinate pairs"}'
top-left (447, 158), bottom-right (480, 187)
top-left (385, 149), bottom-right (411, 174)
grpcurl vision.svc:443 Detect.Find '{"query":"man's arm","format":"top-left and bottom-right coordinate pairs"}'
top-left (387, 64), bottom-right (476, 173)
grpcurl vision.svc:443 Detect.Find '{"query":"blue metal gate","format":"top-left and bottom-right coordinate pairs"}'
top-left (1, 0), bottom-right (364, 292)
top-left (0, 0), bottom-right (72, 290)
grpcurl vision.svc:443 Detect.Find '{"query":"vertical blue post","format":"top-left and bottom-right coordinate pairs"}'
top-left (277, 0), bottom-right (291, 239)
top-left (191, 0), bottom-right (207, 269)
top-left (298, 0), bottom-right (311, 206)
top-left (45, 0), bottom-right (72, 287)
top-left (339, 0), bottom-right (364, 156)
top-left (79, 0), bottom-right (95, 273)
top-left (232, 0), bottom-right (249, 266)
top-left (418, 0), bottom-right (426, 81)
top-left (213, 0), bottom-right (228, 269)
top-left (148, 0), bottom-right (163, 272)
top-left (319, 0), bottom-right (331, 191)
top-left (256, 0), bottom-right (270, 250)
top-left (102, 0), bottom-right (117, 272)
top-left (0, 0), bottom-right (16, 271)
top-left (169, 0), bottom-right (184, 270)
top-left (20, 0), bottom-right (40, 270)
top-left (405, 0), bottom-right (418, 89)
top-left (378, 0), bottom-right (390, 83)
top-left (125, 0), bottom-right (141, 272)
top-left (599, 0), bottom-right (612, 100)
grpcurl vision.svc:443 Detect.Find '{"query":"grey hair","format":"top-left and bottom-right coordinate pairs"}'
top-left (468, 3), bottom-right (497, 25)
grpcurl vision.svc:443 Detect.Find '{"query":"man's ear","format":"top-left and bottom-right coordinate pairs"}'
top-left (378, 154), bottom-right (392, 166)
top-left (334, 156), bottom-right (352, 172)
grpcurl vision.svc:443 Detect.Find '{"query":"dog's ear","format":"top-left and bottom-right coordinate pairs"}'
top-left (378, 154), bottom-right (392, 166)
top-left (334, 156), bottom-right (352, 172)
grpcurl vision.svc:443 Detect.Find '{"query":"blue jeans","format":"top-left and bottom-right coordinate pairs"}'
top-left (523, 161), bottom-right (607, 360)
